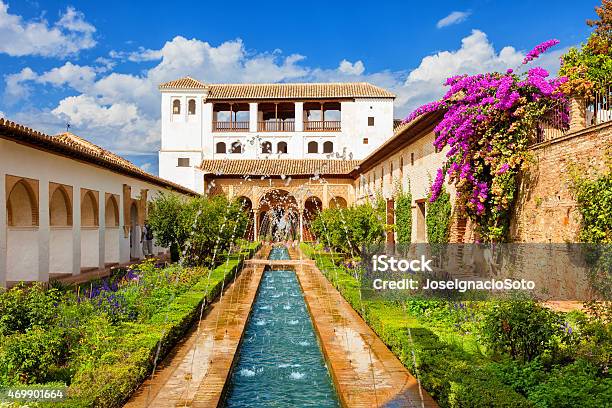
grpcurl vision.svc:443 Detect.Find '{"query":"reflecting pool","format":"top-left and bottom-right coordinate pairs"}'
top-left (223, 246), bottom-right (340, 407)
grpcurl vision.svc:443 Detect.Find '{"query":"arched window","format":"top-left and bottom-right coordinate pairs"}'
top-left (49, 185), bottom-right (72, 226)
top-left (323, 141), bottom-right (333, 154)
top-left (188, 99), bottom-right (196, 115)
top-left (81, 191), bottom-right (99, 227)
top-left (7, 180), bottom-right (38, 226)
top-left (216, 142), bottom-right (227, 154)
top-left (105, 195), bottom-right (119, 227)
top-left (307, 141), bottom-right (318, 154)
top-left (261, 141), bottom-right (272, 154)
top-left (172, 99), bottom-right (181, 115)
top-left (277, 141), bottom-right (288, 154)
top-left (231, 141), bottom-right (242, 154)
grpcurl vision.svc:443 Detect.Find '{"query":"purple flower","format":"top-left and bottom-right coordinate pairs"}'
top-left (497, 163), bottom-right (510, 174)
top-left (522, 39), bottom-right (560, 64)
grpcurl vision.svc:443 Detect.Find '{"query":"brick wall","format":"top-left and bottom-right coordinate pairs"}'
top-left (510, 122), bottom-right (612, 242)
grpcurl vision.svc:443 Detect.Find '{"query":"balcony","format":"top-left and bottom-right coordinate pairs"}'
top-left (303, 120), bottom-right (341, 132)
top-left (213, 121), bottom-right (250, 132)
top-left (258, 120), bottom-right (295, 132)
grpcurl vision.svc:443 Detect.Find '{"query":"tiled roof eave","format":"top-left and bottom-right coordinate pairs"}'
top-left (0, 119), bottom-right (198, 196)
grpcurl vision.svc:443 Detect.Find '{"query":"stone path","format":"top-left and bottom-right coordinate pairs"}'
top-left (125, 245), bottom-right (438, 407)
top-left (125, 247), bottom-right (269, 408)
top-left (289, 246), bottom-right (438, 408)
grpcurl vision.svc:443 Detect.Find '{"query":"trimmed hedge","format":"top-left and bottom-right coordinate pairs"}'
top-left (301, 243), bottom-right (532, 408)
top-left (57, 242), bottom-right (260, 408)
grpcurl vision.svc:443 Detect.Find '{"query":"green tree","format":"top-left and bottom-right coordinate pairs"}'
top-left (310, 203), bottom-right (385, 255)
top-left (560, 0), bottom-right (612, 95)
top-left (148, 193), bottom-right (248, 265)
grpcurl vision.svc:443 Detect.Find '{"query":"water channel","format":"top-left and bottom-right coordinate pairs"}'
top-left (223, 246), bottom-right (340, 407)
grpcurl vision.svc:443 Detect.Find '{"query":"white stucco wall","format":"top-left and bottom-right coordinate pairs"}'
top-left (6, 229), bottom-right (38, 281)
top-left (50, 228), bottom-right (72, 273)
top-left (105, 228), bottom-right (120, 263)
top-left (1, 138), bottom-right (187, 285)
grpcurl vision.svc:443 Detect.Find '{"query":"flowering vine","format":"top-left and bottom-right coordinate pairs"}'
top-left (405, 40), bottom-right (569, 242)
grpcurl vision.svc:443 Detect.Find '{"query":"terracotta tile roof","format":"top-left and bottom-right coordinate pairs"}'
top-left (0, 118), bottom-right (197, 195)
top-left (200, 159), bottom-right (360, 177)
top-left (158, 76), bottom-right (207, 90)
top-left (159, 77), bottom-right (395, 99)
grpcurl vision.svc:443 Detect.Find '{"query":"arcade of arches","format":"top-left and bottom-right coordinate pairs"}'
top-left (214, 179), bottom-right (350, 241)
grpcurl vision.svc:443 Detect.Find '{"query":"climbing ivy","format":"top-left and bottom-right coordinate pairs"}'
top-left (569, 158), bottom-right (612, 243)
top-left (395, 183), bottom-right (412, 244)
top-left (426, 186), bottom-right (451, 244)
top-left (568, 158), bottom-right (612, 298)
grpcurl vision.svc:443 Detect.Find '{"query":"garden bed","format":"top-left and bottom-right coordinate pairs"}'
top-left (0, 242), bottom-right (260, 407)
top-left (301, 243), bottom-right (611, 408)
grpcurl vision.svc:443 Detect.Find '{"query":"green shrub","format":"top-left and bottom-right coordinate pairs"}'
top-left (528, 359), bottom-right (612, 408)
top-left (0, 283), bottom-right (61, 335)
top-left (480, 298), bottom-right (562, 362)
top-left (0, 327), bottom-right (67, 384)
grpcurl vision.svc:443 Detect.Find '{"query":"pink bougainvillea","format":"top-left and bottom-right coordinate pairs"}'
top-left (405, 39), bottom-right (568, 242)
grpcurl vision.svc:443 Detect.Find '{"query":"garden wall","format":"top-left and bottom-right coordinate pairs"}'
top-left (511, 122), bottom-right (612, 243)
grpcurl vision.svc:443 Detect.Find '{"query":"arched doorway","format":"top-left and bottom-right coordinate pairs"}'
top-left (49, 184), bottom-right (72, 274)
top-left (105, 194), bottom-right (120, 264)
top-left (258, 189), bottom-right (299, 241)
top-left (329, 196), bottom-right (347, 209)
top-left (81, 189), bottom-right (99, 269)
top-left (6, 177), bottom-right (39, 281)
top-left (302, 196), bottom-right (322, 241)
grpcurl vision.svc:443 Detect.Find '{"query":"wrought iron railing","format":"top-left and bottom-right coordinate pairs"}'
top-left (534, 100), bottom-right (570, 144)
top-left (586, 83), bottom-right (612, 127)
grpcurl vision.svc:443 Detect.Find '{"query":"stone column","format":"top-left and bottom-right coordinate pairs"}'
top-left (253, 211), bottom-right (258, 240)
top-left (299, 210), bottom-right (304, 242)
top-left (118, 189), bottom-right (130, 263)
top-left (38, 177), bottom-right (50, 282)
top-left (322, 184), bottom-right (329, 209)
top-left (569, 97), bottom-right (587, 133)
top-left (0, 174), bottom-right (6, 287)
top-left (295, 102), bottom-right (304, 132)
top-left (72, 183), bottom-right (81, 276)
top-left (98, 191), bottom-right (106, 269)
top-left (249, 103), bottom-right (258, 132)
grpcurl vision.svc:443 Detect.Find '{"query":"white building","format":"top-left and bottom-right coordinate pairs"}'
top-left (158, 77), bottom-right (396, 192)
top-left (0, 119), bottom-right (195, 287)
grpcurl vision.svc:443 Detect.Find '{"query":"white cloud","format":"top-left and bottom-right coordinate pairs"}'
top-left (0, 110), bottom-right (5, 118)
top-left (0, 2), bottom-right (96, 57)
top-left (436, 11), bottom-right (471, 28)
top-left (6, 31), bottom-right (567, 157)
top-left (400, 30), bottom-right (524, 110)
top-left (140, 162), bottom-right (153, 172)
top-left (4, 63), bottom-right (97, 102)
top-left (338, 60), bottom-right (365, 75)
top-left (109, 47), bottom-right (163, 62)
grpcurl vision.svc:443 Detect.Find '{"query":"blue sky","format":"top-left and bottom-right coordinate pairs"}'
top-left (0, 0), bottom-right (598, 174)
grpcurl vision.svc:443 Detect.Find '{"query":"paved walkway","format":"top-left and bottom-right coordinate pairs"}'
top-left (289, 247), bottom-right (438, 408)
top-left (125, 248), bottom-right (270, 408)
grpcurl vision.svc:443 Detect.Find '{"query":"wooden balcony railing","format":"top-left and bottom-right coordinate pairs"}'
top-left (213, 121), bottom-right (250, 132)
top-left (303, 120), bottom-right (341, 131)
top-left (258, 120), bottom-right (295, 132)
